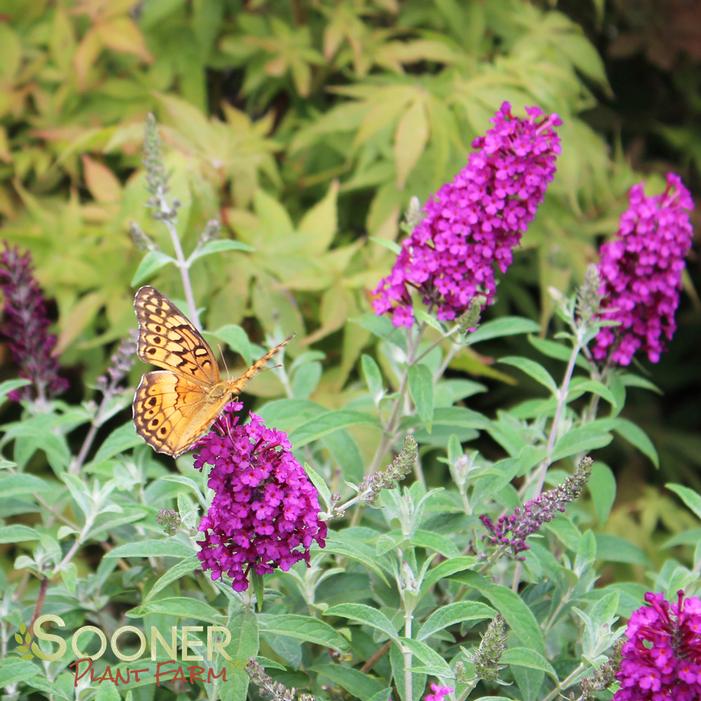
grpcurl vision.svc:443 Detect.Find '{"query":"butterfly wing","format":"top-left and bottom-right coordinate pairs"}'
top-left (227, 335), bottom-right (294, 395)
top-left (133, 371), bottom-right (229, 457)
top-left (134, 285), bottom-right (219, 386)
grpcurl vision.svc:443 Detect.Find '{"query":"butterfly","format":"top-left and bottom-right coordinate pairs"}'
top-left (132, 285), bottom-right (292, 457)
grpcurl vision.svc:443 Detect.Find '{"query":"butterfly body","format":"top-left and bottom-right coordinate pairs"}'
top-left (132, 286), bottom-right (291, 457)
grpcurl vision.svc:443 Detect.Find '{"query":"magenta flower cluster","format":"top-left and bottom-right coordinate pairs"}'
top-left (423, 683), bottom-right (453, 701)
top-left (372, 101), bottom-right (562, 327)
top-left (0, 243), bottom-right (67, 402)
top-left (615, 590), bottom-right (701, 700)
top-left (193, 402), bottom-right (327, 592)
top-left (593, 173), bottom-right (694, 366)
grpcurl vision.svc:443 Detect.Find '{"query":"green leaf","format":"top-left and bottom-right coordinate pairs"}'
top-left (613, 418), bottom-right (659, 468)
top-left (145, 555), bottom-right (200, 601)
top-left (453, 573), bottom-right (545, 653)
top-left (324, 603), bottom-right (398, 642)
top-left (321, 532), bottom-right (390, 584)
top-left (0, 379), bottom-right (30, 403)
top-left (595, 534), bottom-right (648, 565)
top-left (552, 423), bottom-right (613, 462)
top-left (667, 483), bottom-right (701, 520)
top-left (303, 462), bottom-right (331, 512)
top-left (221, 608), bottom-right (259, 701)
top-left (297, 181), bottom-right (338, 255)
top-left (259, 614), bottom-right (350, 652)
top-left (352, 313), bottom-right (406, 351)
top-left (189, 238), bottom-right (253, 264)
top-left (95, 682), bottom-right (121, 701)
top-left (568, 378), bottom-right (618, 408)
top-left (0, 659), bottom-right (41, 687)
top-left (368, 236), bottom-right (401, 254)
top-left (401, 637), bottom-right (453, 677)
top-left (291, 361), bottom-right (322, 399)
top-left (498, 356), bottom-right (558, 394)
top-left (92, 423), bottom-right (143, 464)
top-left (502, 647), bottom-right (557, 679)
top-left (128, 596), bottom-right (224, 625)
top-left (289, 410), bottom-right (378, 447)
top-left (361, 354), bottom-right (384, 400)
top-left (105, 539), bottom-right (194, 559)
top-left (408, 364), bottom-right (434, 428)
top-left (131, 250), bottom-right (173, 286)
top-left (394, 97), bottom-right (428, 188)
top-left (313, 663), bottom-right (384, 700)
top-left (589, 462), bottom-right (616, 523)
top-left (420, 556), bottom-right (478, 596)
top-left (467, 318), bottom-right (540, 345)
top-left (0, 473), bottom-right (52, 498)
top-left (0, 524), bottom-right (41, 543)
top-left (208, 324), bottom-right (253, 366)
top-left (417, 602), bottom-right (495, 640)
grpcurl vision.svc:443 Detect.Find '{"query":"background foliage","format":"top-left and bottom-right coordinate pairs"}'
top-left (0, 1), bottom-right (699, 700)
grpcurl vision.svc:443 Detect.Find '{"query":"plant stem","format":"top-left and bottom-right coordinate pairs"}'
top-left (367, 323), bottom-right (425, 478)
top-left (541, 662), bottom-right (586, 701)
top-left (28, 577), bottom-right (48, 632)
top-left (403, 607), bottom-right (414, 701)
top-left (529, 332), bottom-right (584, 498)
top-left (155, 188), bottom-right (202, 331)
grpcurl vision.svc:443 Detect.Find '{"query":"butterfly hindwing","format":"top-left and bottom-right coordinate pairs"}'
top-left (134, 286), bottom-right (219, 385)
top-left (132, 371), bottom-right (225, 457)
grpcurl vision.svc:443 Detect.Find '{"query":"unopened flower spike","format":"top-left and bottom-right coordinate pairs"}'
top-left (247, 659), bottom-right (315, 700)
top-left (593, 173), bottom-right (694, 365)
top-left (359, 433), bottom-right (417, 500)
top-left (194, 402), bottom-right (327, 592)
top-left (373, 102), bottom-right (562, 328)
top-left (473, 613), bottom-right (507, 682)
top-left (95, 329), bottom-right (138, 394)
top-left (157, 508), bottom-right (181, 536)
top-left (129, 222), bottom-right (157, 252)
top-left (576, 264), bottom-right (604, 327)
top-left (480, 455), bottom-right (592, 558)
top-left (580, 639), bottom-right (623, 700)
top-left (0, 243), bottom-right (68, 403)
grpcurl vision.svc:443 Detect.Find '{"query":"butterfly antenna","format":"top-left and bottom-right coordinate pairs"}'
top-left (218, 344), bottom-right (230, 377)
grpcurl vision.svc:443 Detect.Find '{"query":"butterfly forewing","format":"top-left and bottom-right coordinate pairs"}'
top-left (134, 286), bottom-right (219, 386)
top-left (133, 371), bottom-right (225, 456)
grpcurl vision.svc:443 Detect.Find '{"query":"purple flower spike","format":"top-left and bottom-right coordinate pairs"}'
top-left (372, 102), bottom-right (562, 327)
top-left (0, 243), bottom-right (68, 402)
top-left (480, 457), bottom-right (591, 558)
top-left (614, 590), bottom-right (701, 700)
top-left (593, 173), bottom-right (694, 366)
top-left (193, 402), bottom-right (327, 592)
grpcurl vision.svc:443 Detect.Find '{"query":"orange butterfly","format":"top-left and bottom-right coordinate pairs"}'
top-left (132, 286), bottom-right (291, 457)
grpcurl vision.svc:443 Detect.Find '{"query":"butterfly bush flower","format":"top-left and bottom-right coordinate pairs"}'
top-left (480, 456), bottom-right (592, 558)
top-left (423, 682), bottom-right (453, 701)
top-left (194, 402), bottom-right (327, 592)
top-left (614, 590), bottom-right (701, 700)
top-left (0, 243), bottom-right (67, 402)
top-left (593, 173), bottom-right (694, 365)
top-left (372, 102), bottom-right (562, 327)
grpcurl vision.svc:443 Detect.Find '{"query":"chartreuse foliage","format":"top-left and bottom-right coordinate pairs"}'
top-left (0, 2), bottom-right (699, 701)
